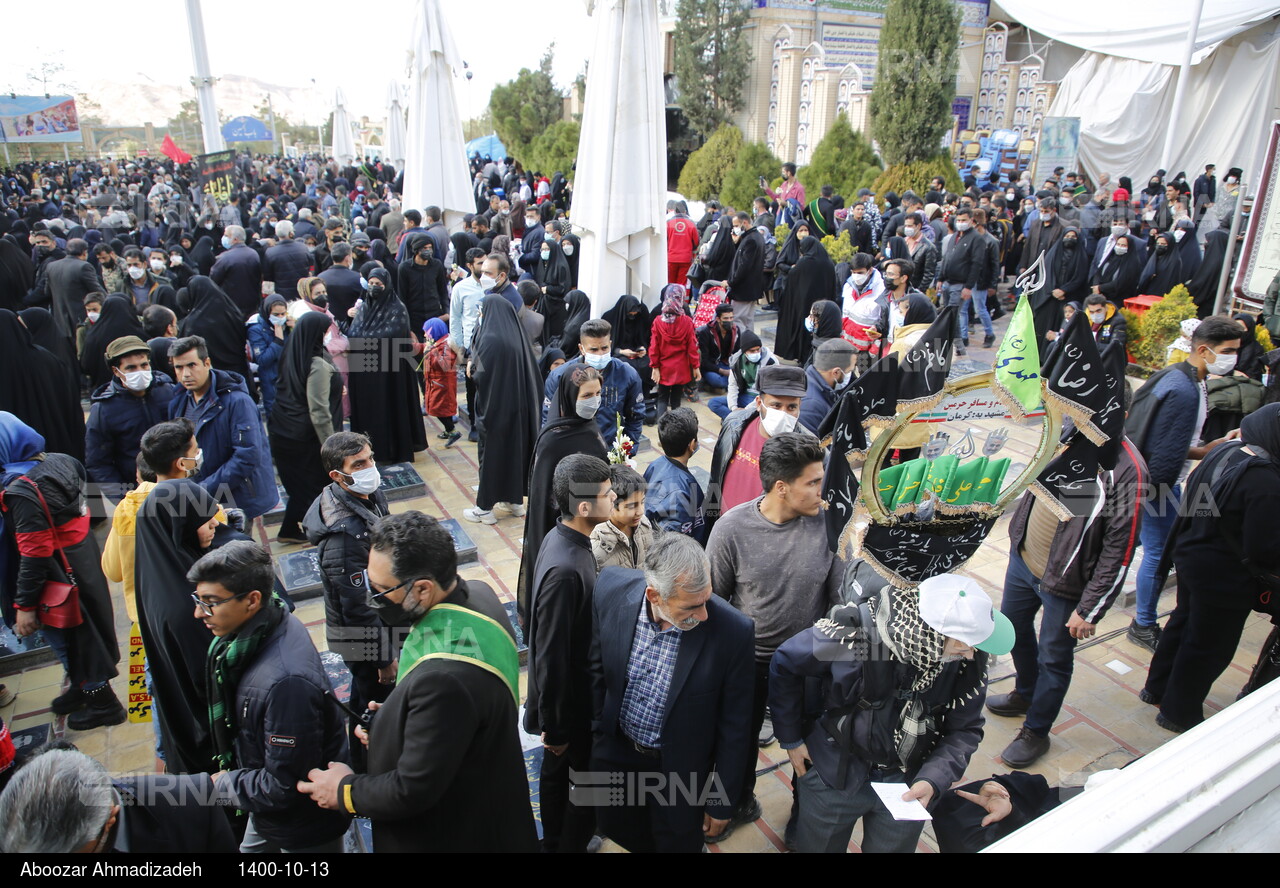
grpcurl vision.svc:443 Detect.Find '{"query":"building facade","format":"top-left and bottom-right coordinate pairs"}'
top-left (728, 0), bottom-right (990, 164)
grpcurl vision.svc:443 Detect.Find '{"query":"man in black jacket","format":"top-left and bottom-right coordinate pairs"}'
top-left (727, 212), bottom-right (765, 332)
top-left (263, 219), bottom-right (312, 301)
top-left (85, 336), bottom-right (180, 503)
top-left (770, 575), bottom-right (1011, 853)
top-left (0, 748), bottom-right (237, 853)
top-left (303, 432), bottom-right (395, 767)
top-left (297, 512), bottom-right (538, 852)
top-left (396, 232), bottom-right (449, 337)
top-left (589, 533), bottom-right (755, 852)
top-left (986, 418), bottom-right (1147, 768)
top-left (209, 225), bottom-right (262, 317)
top-left (194, 542), bottom-right (351, 853)
top-left (317, 243), bottom-right (364, 322)
top-left (936, 207), bottom-right (993, 354)
top-left (525, 454), bottom-right (613, 852)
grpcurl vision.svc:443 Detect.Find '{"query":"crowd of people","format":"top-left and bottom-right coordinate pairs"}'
top-left (0, 143), bottom-right (1276, 856)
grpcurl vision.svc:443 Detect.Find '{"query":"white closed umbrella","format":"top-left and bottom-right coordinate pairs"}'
top-left (386, 82), bottom-right (408, 170)
top-left (331, 88), bottom-right (356, 166)
top-left (403, 0), bottom-right (473, 229)
top-left (573, 0), bottom-right (668, 315)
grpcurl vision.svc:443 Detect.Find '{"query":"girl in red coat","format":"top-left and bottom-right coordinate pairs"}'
top-left (422, 317), bottom-right (460, 446)
top-left (649, 284), bottom-right (700, 419)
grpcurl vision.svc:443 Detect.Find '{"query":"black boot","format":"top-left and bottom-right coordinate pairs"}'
top-left (50, 685), bottom-right (89, 715)
top-left (67, 684), bottom-right (127, 731)
top-left (643, 400), bottom-right (658, 426)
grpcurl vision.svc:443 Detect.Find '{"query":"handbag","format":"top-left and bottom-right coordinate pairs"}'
top-left (18, 476), bottom-right (84, 630)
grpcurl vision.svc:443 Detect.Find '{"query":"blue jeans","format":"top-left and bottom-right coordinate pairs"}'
top-left (708, 392), bottom-right (754, 420)
top-left (41, 627), bottom-right (107, 692)
top-left (1001, 549), bottom-right (1079, 735)
top-left (944, 283), bottom-right (993, 341)
top-left (793, 767), bottom-right (923, 853)
top-left (703, 365), bottom-right (730, 390)
top-left (1135, 483), bottom-right (1180, 627)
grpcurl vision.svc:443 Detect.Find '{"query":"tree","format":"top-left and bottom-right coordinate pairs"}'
top-left (463, 110), bottom-right (494, 142)
top-left (526, 120), bottom-right (581, 180)
top-left (799, 113), bottom-right (883, 201)
top-left (869, 0), bottom-right (960, 166)
top-left (489, 44), bottom-right (564, 166)
top-left (675, 124), bottom-right (743, 201)
top-left (672, 0), bottom-right (752, 139)
top-left (720, 140), bottom-right (782, 210)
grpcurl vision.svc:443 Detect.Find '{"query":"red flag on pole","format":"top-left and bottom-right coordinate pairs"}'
top-left (160, 134), bottom-right (192, 164)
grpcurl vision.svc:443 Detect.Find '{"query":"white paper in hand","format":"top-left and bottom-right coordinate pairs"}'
top-left (870, 782), bottom-right (932, 821)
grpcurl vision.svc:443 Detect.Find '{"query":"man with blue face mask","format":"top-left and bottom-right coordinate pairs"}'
top-left (542, 316), bottom-right (645, 444)
top-left (302, 431), bottom-right (394, 769)
top-left (800, 339), bottom-right (856, 432)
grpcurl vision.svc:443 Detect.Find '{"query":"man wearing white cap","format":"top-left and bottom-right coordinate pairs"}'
top-left (769, 574), bottom-right (1013, 853)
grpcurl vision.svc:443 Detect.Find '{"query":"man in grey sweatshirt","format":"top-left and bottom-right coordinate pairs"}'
top-left (706, 432), bottom-right (844, 840)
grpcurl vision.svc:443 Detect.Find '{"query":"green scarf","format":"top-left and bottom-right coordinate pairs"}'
top-left (807, 199), bottom-right (832, 237)
top-left (206, 595), bottom-right (287, 770)
top-left (397, 599), bottom-right (519, 701)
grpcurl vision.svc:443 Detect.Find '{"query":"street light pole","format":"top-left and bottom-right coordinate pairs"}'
top-left (265, 93), bottom-right (279, 155)
top-left (183, 0), bottom-right (225, 153)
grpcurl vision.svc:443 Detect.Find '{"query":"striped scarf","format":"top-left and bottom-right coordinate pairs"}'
top-left (206, 595), bottom-right (286, 770)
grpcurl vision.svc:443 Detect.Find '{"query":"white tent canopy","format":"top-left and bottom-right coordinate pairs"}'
top-left (386, 82), bottom-right (407, 170)
top-left (331, 88), bottom-right (355, 166)
top-left (993, 0), bottom-right (1280, 65)
top-left (402, 0), bottom-right (473, 230)
top-left (572, 0), bottom-right (668, 315)
top-left (1045, 20), bottom-right (1280, 185)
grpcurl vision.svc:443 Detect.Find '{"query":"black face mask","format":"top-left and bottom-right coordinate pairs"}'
top-left (1156, 243), bottom-right (1169, 254)
top-left (369, 594), bottom-right (417, 626)
top-left (1063, 238), bottom-right (1078, 249)
top-left (418, 250), bottom-right (432, 261)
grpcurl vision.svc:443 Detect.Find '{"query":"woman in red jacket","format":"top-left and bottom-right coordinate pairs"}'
top-left (422, 318), bottom-right (460, 446)
top-left (649, 284), bottom-right (700, 420)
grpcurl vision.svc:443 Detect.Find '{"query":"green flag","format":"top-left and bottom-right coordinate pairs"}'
top-left (993, 294), bottom-right (1042, 421)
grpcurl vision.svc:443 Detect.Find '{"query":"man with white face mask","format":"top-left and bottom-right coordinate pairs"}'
top-left (1124, 316), bottom-right (1242, 652)
top-left (707, 364), bottom-right (817, 534)
top-left (85, 336), bottom-right (179, 503)
top-left (302, 431), bottom-right (395, 767)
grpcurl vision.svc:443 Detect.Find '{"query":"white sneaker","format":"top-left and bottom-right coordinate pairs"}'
top-left (462, 507), bottom-right (497, 525)
top-left (494, 502), bottom-right (527, 518)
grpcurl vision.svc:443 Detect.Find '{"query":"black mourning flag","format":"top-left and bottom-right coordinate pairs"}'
top-left (1095, 341), bottom-right (1129, 471)
top-left (858, 516), bottom-right (999, 588)
top-left (1040, 312), bottom-right (1112, 446)
top-left (897, 304), bottom-right (957, 410)
top-left (819, 387), bottom-right (870, 555)
top-left (1032, 435), bottom-right (1104, 520)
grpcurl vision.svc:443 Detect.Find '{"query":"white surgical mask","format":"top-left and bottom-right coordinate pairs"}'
top-left (1088, 311), bottom-right (1105, 324)
top-left (343, 466), bottom-right (382, 495)
top-left (903, 226), bottom-right (918, 237)
top-left (745, 350), bottom-right (762, 363)
top-left (87, 311), bottom-right (100, 323)
top-left (1205, 349), bottom-right (1237, 376)
top-left (540, 249), bottom-right (550, 261)
top-left (562, 244), bottom-right (574, 256)
top-left (804, 317), bottom-right (816, 333)
top-left (852, 272), bottom-right (870, 287)
top-left (221, 235), bottom-right (232, 249)
top-left (121, 369), bottom-right (152, 391)
top-left (583, 352), bottom-right (612, 371)
top-left (759, 404), bottom-right (797, 437)
top-left (834, 368), bottom-right (853, 390)
top-left (1114, 244), bottom-right (1129, 255)
top-left (575, 395), bottom-right (601, 419)
top-left (270, 315), bottom-right (287, 327)
top-left (955, 220), bottom-right (972, 231)
top-left (1005, 191), bottom-right (1016, 201)
top-left (1111, 225), bottom-right (1127, 237)
top-left (149, 258), bottom-right (165, 272)
top-left (127, 265), bottom-right (146, 279)
top-left (182, 448), bottom-right (205, 475)
top-left (479, 274), bottom-right (497, 291)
